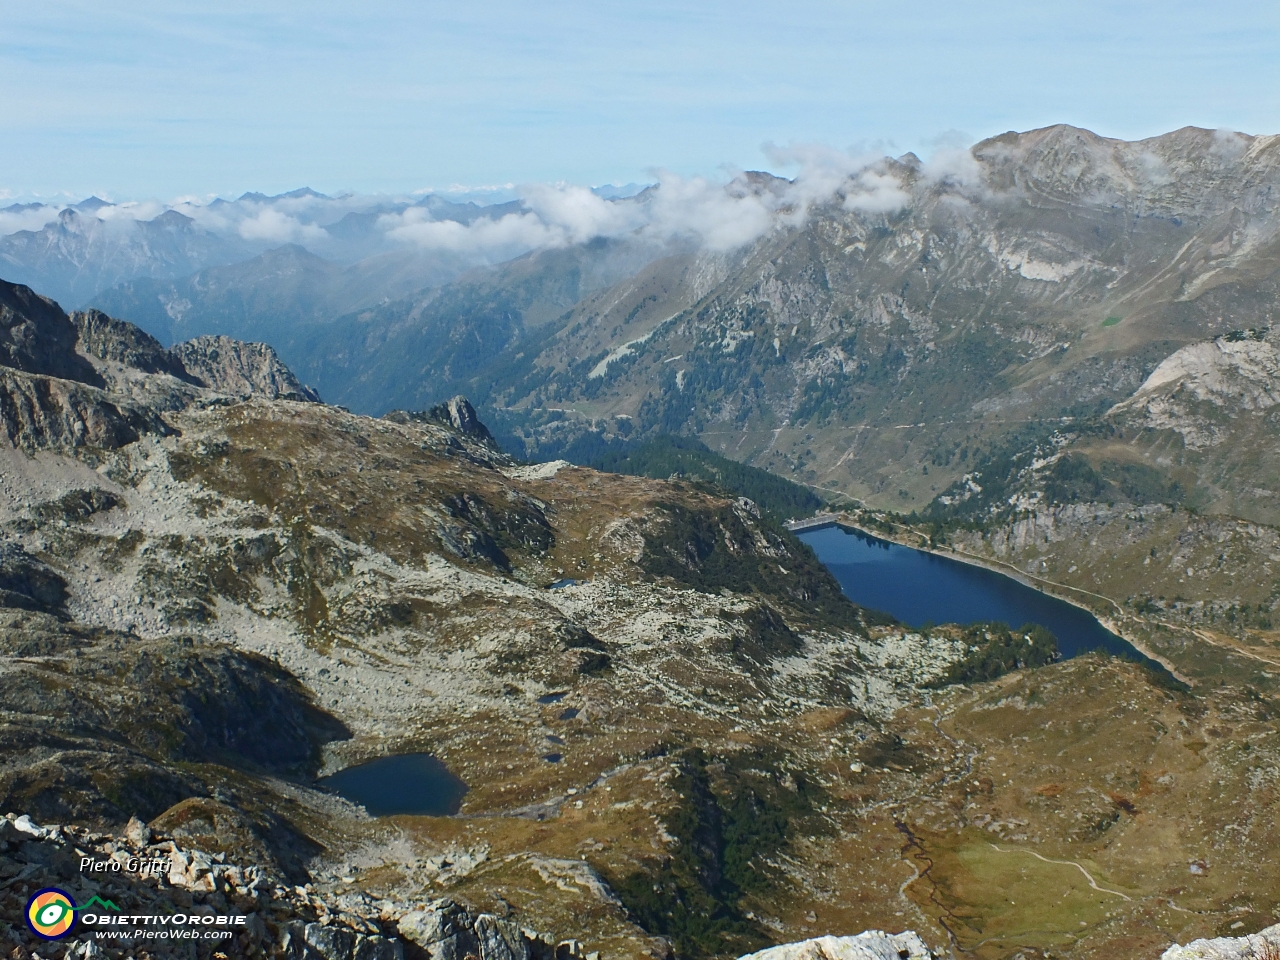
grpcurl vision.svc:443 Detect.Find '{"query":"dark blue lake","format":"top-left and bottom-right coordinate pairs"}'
top-left (797, 524), bottom-right (1151, 663)
top-left (318, 753), bottom-right (468, 816)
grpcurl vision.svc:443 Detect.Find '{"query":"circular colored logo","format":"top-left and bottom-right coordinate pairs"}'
top-left (26, 888), bottom-right (77, 940)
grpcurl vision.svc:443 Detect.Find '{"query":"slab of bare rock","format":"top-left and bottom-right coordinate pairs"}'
top-left (0, 367), bottom-right (149, 450)
top-left (1161, 923), bottom-right (1280, 959)
top-left (280, 920), bottom-right (405, 960)
top-left (737, 931), bottom-right (935, 960)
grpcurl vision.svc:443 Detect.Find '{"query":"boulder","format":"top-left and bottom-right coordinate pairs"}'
top-left (124, 814), bottom-right (152, 847)
top-left (398, 900), bottom-right (532, 960)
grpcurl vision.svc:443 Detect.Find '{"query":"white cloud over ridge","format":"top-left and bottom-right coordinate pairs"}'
top-left (236, 207), bottom-right (328, 244)
top-left (0, 144), bottom-right (956, 265)
top-left (376, 147), bottom-right (938, 262)
top-left (0, 205), bottom-right (61, 236)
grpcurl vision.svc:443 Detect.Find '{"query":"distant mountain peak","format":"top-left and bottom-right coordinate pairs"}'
top-left (236, 187), bottom-right (331, 203)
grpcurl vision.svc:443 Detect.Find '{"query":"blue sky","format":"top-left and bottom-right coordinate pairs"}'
top-left (4, 0), bottom-right (1280, 201)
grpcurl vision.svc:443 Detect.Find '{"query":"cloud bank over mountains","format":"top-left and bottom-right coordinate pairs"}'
top-left (7, 125), bottom-right (1273, 314)
top-left (0, 145), bottom-right (946, 270)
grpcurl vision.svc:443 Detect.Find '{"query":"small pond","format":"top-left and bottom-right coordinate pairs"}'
top-left (318, 753), bottom-right (468, 817)
top-left (798, 524), bottom-right (1163, 667)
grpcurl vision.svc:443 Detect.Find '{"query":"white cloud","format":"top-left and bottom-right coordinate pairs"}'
top-left (921, 143), bottom-right (984, 193)
top-left (843, 168), bottom-right (911, 213)
top-left (236, 208), bottom-right (328, 244)
top-left (376, 145), bottom-right (930, 261)
top-left (638, 172), bottom-right (778, 250)
top-left (1210, 128), bottom-right (1249, 161)
top-left (381, 208), bottom-right (558, 257)
top-left (1, 132), bottom-right (998, 257)
top-left (0, 205), bottom-right (60, 236)
top-left (93, 200), bottom-right (168, 222)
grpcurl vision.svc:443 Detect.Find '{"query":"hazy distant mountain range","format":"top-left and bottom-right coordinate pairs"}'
top-left (0, 186), bottom-right (642, 309)
top-left (7, 125), bottom-right (1280, 532)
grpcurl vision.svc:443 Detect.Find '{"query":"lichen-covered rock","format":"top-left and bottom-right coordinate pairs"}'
top-left (737, 931), bottom-right (935, 960)
top-left (1161, 924), bottom-right (1280, 959)
top-left (173, 334), bottom-right (320, 401)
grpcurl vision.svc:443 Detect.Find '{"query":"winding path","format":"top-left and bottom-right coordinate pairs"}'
top-left (987, 843), bottom-right (1133, 901)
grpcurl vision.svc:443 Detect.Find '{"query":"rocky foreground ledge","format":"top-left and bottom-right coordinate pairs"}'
top-left (1160, 924), bottom-right (1280, 959)
top-left (0, 812), bottom-right (591, 960)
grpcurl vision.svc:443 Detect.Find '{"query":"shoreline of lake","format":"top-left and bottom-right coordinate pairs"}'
top-left (795, 515), bottom-right (1190, 685)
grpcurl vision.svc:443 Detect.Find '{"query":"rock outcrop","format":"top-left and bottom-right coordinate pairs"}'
top-left (737, 931), bottom-right (935, 960)
top-left (385, 396), bottom-right (498, 448)
top-left (0, 367), bottom-right (155, 450)
top-left (172, 335), bottom-right (321, 402)
top-left (0, 811), bottom-right (575, 960)
top-left (0, 542), bottom-right (68, 613)
top-left (1161, 924), bottom-right (1280, 959)
top-left (0, 288), bottom-right (321, 450)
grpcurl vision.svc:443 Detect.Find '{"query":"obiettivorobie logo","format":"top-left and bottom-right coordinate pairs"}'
top-left (26, 888), bottom-right (119, 940)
